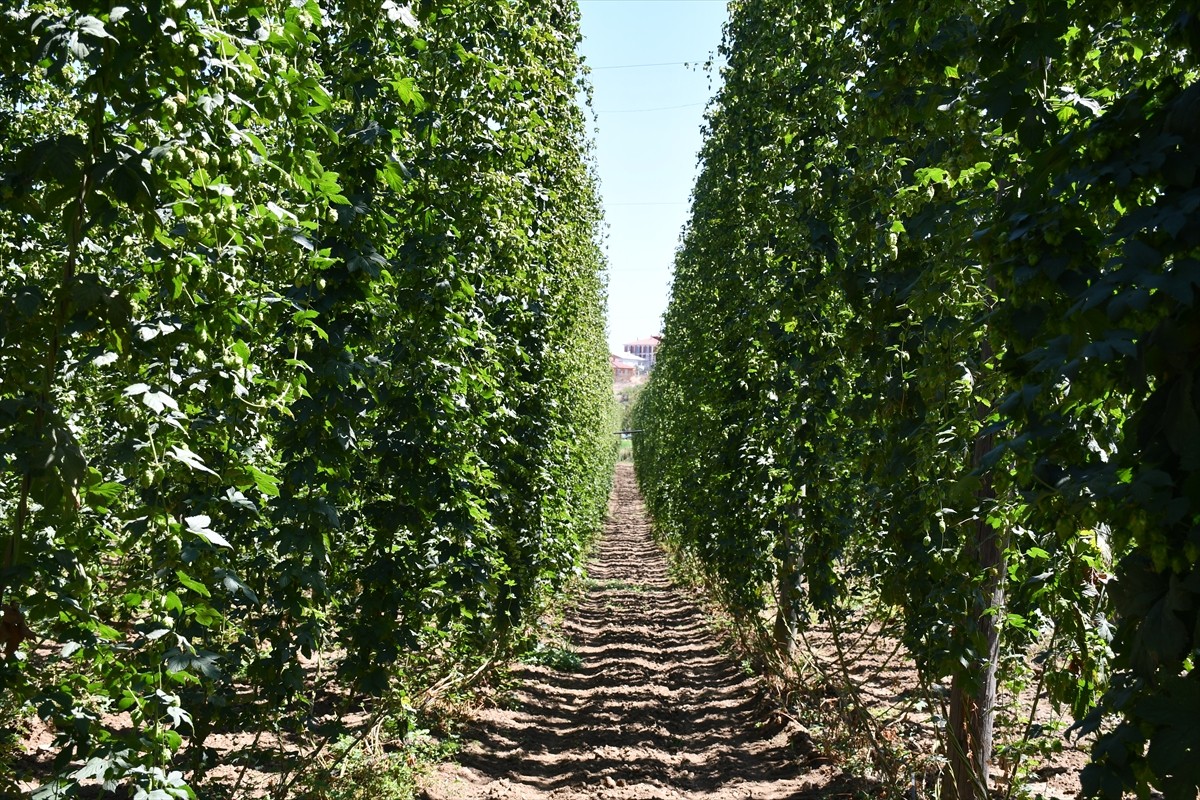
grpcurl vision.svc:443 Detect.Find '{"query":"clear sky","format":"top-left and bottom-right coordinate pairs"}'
top-left (575, 0), bottom-right (729, 353)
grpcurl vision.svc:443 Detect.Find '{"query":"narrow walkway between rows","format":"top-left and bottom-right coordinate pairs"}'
top-left (422, 464), bottom-right (853, 800)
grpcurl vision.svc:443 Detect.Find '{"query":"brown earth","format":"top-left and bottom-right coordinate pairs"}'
top-left (11, 462), bottom-right (1090, 799)
top-left (421, 464), bottom-right (863, 800)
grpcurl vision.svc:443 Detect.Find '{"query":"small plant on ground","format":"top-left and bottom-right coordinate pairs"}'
top-left (521, 640), bottom-right (583, 673)
top-left (298, 727), bottom-right (456, 800)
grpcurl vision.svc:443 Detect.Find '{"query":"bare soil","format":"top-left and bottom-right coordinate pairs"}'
top-left (422, 464), bottom-right (863, 800)
top-left (11, 463), bottom-right (1089, 798)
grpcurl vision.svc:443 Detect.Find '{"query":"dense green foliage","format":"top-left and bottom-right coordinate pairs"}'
top-left (0, 1), bottom-right (615, 796)
top-left (633, 0), bottom-right (1198, 797)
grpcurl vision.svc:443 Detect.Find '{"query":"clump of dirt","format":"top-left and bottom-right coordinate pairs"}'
top-left (422, 465), bottom-right (858, 800)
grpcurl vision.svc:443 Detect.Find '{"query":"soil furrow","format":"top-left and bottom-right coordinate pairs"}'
top-left (422, 464), bottom-right (850, 800)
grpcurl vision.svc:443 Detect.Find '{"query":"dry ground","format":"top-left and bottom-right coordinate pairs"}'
top-left (422, 464), bottom-right (1090, 800)
top-left (422, 465), bottom-right (863, 800)
top-left (11, 463), bottom-right (1088, 798)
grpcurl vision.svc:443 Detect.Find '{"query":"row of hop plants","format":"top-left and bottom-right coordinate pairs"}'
top-left (0, 0), bottom-right (617, 796)
top-left (633, 0), bottom-right (1199, 798)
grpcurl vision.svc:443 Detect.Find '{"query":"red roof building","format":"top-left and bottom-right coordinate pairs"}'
top-left (610, 354), bottom-right (637, 382)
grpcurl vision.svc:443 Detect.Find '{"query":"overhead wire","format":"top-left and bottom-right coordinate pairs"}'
top-left (589, 60), bottom-right (699, 70)
top-left (595, 101), bottom-right (707, 113)
top-left (606, 202), bottom-right (689, 206)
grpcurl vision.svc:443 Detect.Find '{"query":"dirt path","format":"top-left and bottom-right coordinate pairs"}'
top-left (422, 464), bottom-right (852, 800)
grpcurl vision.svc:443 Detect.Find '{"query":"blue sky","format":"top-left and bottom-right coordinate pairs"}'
top-left (575, 0), bottom-right (729, 352)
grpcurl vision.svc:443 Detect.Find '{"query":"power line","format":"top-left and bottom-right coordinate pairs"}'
top-left (596, 101), bottom-right (707, 113)
top-left (606, 201), bottom-right (688, 206)
top-left (590, 60), bottom-right (700, 70)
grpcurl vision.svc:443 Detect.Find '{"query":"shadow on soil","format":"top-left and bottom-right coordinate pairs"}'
top-left (426, 465), bottom-right (877, 800)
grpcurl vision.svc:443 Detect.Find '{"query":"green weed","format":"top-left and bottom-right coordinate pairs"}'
top-left (521, 641), bottom-right (583, 672)
top-left (298, 729), bottom-right (456, 800)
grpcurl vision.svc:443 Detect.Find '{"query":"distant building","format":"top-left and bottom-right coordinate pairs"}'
top-left (610, 354), bottom-right (637, 382)
top-left (623, 335), bottom-right (661, 369)
top-left (610, 352), bottom-right (644, 383)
